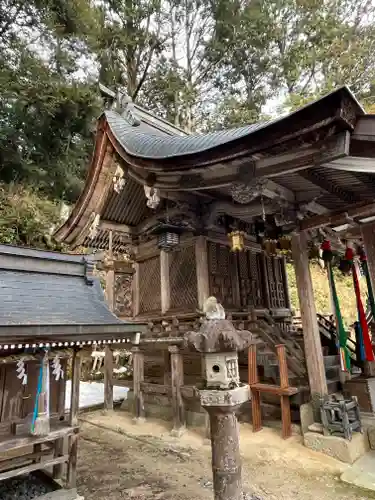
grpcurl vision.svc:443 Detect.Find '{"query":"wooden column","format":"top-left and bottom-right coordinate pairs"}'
top-left (291, 232), bottom-right (328, 399)
top-left (69, 350), bottom-right (81, 427)
top-left (169, 345), bottom-right (186, 435)
top-left (104, 345), bottom-right (114, 411)
top-left (67, 349), bottom-right (81, 489)
top-left (132, 346), bottom-right (145, 421)
top-left (281, 256), bottom-right (292, 310)
top-left (361, 223), bottom-right (375, 376)
top-left (105, 230), bottom-right (115, 312)
top-left (133, 262), bottom-right (140, 317)
top-left (53, 359), bottom-right (68, 480)
top-left (260, 253), bottom-right (271, 309)
top-left (160, 250), bottom-right (170, 314)
top-left (196, 236), bottom-right (210, 309)
top-left (248, 344), bottom-right (261, 433)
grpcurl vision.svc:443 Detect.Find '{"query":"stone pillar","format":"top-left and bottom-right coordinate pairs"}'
top-left (185, 315), bottom-right (253, 500)
top-left (201, 392), bottom-right (248, 500)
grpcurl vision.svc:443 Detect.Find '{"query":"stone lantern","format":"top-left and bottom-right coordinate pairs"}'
top-left (185, 298), bottom-right (254, 500)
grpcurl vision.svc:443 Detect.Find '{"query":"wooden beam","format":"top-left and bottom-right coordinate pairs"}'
top-left (258, 131), bottom-right (350, 178)
top-left (300, 201), bottom-right (375, 231)
top-left (291, 232), bottom-right (328, 398)
top-left (169, 345), bottom-right (186, 435)
top-left (69, 350), bottom-right (81, 427)
top-left (132, 346), bottom-right (145, 421)
top-left (66, 432), bottom-right (79, 489)
top-left (160, 250), bottom-right (171, 314)
top-left (195, 236), bottom-right (210, 308)
top-left (299, 168), bottom-right (360, 203)
top-left (104, 345), bottom-right (114, 411)
top-left (99, 220), bottom-right (133, 234)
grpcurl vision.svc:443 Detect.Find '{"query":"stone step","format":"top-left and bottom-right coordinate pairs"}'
top-left (308, 422), bottom-right (324, 434)
top-left (324, 355), bottom-right (340, 367)
top-left (325, 365), bottom-right (341, 380)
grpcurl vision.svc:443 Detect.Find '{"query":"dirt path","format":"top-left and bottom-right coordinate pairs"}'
top-left (76, 411), bottom-right (375, 500)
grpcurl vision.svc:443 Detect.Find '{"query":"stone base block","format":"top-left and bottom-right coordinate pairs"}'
top-left (300, 402), bottom-right (314, 435)
top-left (367, 426), bottom-right (375, 450)
top-left (304, 431), bottom-right (369, 464)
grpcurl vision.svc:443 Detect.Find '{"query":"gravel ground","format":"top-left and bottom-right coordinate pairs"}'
top-left (0, 473), bottom-right (55, 500)
top-left (75, 411), bottom-right (375, 500)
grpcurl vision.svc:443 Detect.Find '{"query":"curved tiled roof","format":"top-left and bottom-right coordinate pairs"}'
top-left (105, 86), bottom-right (364, 160)
top-left (105, 110), bottom-right (271, 159)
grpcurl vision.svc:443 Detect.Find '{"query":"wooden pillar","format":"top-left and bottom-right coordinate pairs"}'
top-left (67, 350), bottom-right (81, 489)
top-left (160, 250), bottom-right (170, 314)
top-left (104, 345), bottom-right (114, 411)
top-left (132, 346), bottom-right (145, 421)
top-left (133, 262), bottom-right (140, 317)
top-left (196, 236), bottom-right (210, 309)
top-left (248, 344), bottom-right (261, 433)
top-left (361, 223), bottom-right (375, 376)
top-left (53, 358), bottom-right (68, 479)
top-left (291, 232), bottom-right (328, 399)
top-left (105, 230), bottom-right (115, 312)
top-left (169, 345), bottom-right (186, 435)
top-left (69, 350), bottom-right (81, 427)
top-left (281, 256), bottom-right (292, 310)
top-left (260, 253), bottom-right (271, 309)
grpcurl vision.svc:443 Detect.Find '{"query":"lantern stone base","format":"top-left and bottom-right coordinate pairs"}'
top-left (199, 384), bottom-right (250, 408)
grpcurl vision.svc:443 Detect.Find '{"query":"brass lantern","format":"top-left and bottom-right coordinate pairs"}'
top-left (228, 230), bottom-right (245, 252)
top-left (278, 235), bottom-right (292, 254)
top-left (263, 238), bottom-right (278, 256)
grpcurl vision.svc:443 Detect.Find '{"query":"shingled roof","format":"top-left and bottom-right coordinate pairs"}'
top-left (0, 245), bottom-right (146, 342)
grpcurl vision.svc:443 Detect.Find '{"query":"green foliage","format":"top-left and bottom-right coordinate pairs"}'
top-left (0, 183), bottom-right (62, 249)
top-left (287, 262), bottom-right (368, 327)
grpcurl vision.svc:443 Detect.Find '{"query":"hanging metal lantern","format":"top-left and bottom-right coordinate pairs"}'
top-left (278, 235), bottom-right (292, 254)
top-left (154, 223), bottom-right (181, 252)
top-left (228, 230), bottom-right (245, 252)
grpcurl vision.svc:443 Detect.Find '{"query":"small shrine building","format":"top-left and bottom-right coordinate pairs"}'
top-left (55, 85), bottom-right (375, 426)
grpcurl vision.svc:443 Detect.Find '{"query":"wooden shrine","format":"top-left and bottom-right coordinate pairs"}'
top-left (55, 84), bottom-right (375, 428)
top-left (0, 244), bottom-right (146, 494)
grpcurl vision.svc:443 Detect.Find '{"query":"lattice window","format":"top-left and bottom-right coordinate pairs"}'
top-left (265, 256), bottom-right (286, 309)
top-left (237, 250), bottom-right (265, 308)
top-left (169, 245), bottom-right (197, 310)
top-left (208, 242), bottom-right (235, 309)
top-left (138, 256), bottom-right (161, 314)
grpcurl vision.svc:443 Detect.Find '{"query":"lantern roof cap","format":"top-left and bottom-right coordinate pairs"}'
top-left (185, 318), bottom-right (255, 353)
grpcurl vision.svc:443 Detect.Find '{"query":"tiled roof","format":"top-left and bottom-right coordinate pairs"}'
top-left (0, 245), bottom-right (145, 338)
top-left (106, 109), bottom-right (270, 159)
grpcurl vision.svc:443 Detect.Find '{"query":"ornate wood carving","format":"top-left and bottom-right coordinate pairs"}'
top-left (169, 245), bottom-right (198, 311)
top-left (139, 256), bottom-right (161, 313)
top-left (114, 273), bottom-right (133, 317)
